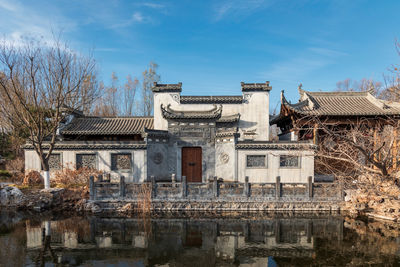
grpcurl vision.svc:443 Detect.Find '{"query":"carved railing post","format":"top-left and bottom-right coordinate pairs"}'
top-left (98, 174), bottom-right (103, 183)
top-left (119, 175), bottom-right (126, 198)
top-left (307, 176), bottom-right (313, 199)
top-left (151, 176), bottom-right (156, 198)
top-left (89, 176), bottom-right (95, 200)
top-left (171, 173), bottom-right (176, 185)
top-left (339, 178), bottom-right (344, 201)
top-left (243, 176), bottom-right (249, 197)
top-left (275, 176), bottom-right (281, 199)
top-left (181, 176), bottom-right (187, 198)
top-left (213, 176), bottom-right (218, 198)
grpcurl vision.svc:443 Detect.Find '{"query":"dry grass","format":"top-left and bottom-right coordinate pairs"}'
top-left (23, 170), bottom-right (43, 186)
top-left (137, 183), bottom-right (152, 215)
top-left (6, 157), bottom-right (25, 183)
top-left (52, 163), bottom-right (103, 188)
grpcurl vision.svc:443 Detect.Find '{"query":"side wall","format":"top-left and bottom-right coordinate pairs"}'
top-left (24, 149), bottom-right (147, 183)
top-left (237, 149), bottom-right (314, 183)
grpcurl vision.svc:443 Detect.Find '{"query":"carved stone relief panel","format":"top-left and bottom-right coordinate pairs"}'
top-left (170, 93), bottom-right (180, 104)
top-left (219, 153), bottom-right (230, 165)
top-left (152, 152), bottom-right (163, 165)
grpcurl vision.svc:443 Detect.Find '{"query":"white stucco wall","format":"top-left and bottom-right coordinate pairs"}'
top-left (24, 149), bottom-right (147, 183)
top-left (215, 140), bottom-right (237, 182)
top-left (153, 90), bottom-right (270, 141)
top-left (237, 150), bottom-right (314, 183)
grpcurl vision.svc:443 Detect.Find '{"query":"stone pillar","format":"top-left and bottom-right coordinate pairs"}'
top-left (151, 176), bottom-right (156, 198)
top-left (213, 176), bottom-right (218, 198)
top-left (307, 176), bottom-right (313, 199)
top-left (181, 176), bottom-right (187, 198)
top-left (120, 175), bottom-right (126, 198)
top-left (89, 176), bottom-right (95, 201)
top-left (275, 176), bottom-right (281, 199)
top-left (306, 220), bottom-right (312, 243)
top-left (243, 176), bottom-right (249, 197)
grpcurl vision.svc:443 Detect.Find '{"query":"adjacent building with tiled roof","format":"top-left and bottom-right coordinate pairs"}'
top-left (61, 117), bottom-right (154, 136)
top-left (271, 85), bottom-right (400, 142)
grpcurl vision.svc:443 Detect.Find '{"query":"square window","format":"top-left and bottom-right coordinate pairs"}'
top-left (46, 154), bottom-right (61, 171)
top-left (76, 154), bottom-right (97, 169)
top-left (111, 153), bottom-right (132, 171)
top-left (280, 155), bottom-right (300, 168)
top-left (246, 155), bottom-right (267, 168)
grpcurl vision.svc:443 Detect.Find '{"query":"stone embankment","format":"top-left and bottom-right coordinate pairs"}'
top-left (0, 186), bottom-right (88, 213)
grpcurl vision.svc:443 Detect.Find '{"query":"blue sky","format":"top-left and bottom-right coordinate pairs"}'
top-left (0, 0), bottom-right (399, 110)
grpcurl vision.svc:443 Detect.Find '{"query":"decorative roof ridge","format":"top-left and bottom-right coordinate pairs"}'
top-left (281, 90), bottom-right (310, 110)
top-left (216, 131), bottom-right (239, 137)
top-left (217, 113), bottom-right (240, 123)
top-left (236, 140), bottom-right (317, 150)
top-left (161, 104), bottom-right (223, 120)
top-left (180, 95), bottom-right (242, 98)
top-left (180, 95), bottom-right (243, 104)
top-left (77, 116), bottom-right (154, 119)
top-left (241, 81), bottom-right (272, 92)
top-left (301, 90), bottom-right (372, 97)
top-left (152, 82), bottom-right (182, 92)
top-left (162, 104), bottom-right (221, 115)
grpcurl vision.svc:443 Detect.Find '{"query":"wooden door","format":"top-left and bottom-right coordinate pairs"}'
top-left (182, 147), bottom-right (202, 182)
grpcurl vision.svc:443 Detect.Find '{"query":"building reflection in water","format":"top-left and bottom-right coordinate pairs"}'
top-left (26, 216), bottom-right (343, 266)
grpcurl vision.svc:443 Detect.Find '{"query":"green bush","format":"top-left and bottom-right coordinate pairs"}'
top-left (0, 170), bottom-right (12, 181)
top-left (0, 170), bottom-right (11, 177)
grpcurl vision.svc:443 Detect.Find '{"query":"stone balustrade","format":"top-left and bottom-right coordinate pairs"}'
top-left (89, 175), bottom-right (343, 202)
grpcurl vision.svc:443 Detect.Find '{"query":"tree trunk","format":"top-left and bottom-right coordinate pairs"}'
top-left (41, 156), bottom-right (50, 189)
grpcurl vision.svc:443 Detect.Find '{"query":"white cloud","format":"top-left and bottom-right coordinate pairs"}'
top-left (0, 0), bottom-right (77, 47)
top-left (140, 2), bottom-right (165, 9)
top-left (110, 11), bottom-right (154, 29)
top-left (213, 0), bottom-right (273, 21)
top-left (0, 0), bottom-right (18, 11)
top-left (132, 12), bottom-right (145, 23)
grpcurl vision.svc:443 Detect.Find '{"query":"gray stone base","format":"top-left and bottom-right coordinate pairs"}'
top-left (88, 199), bottom-right (343, 214)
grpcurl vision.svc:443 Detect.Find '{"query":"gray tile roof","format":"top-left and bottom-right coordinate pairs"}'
top-left (281, 89), bottom-right (400, 116)
top-left (241, 81), bottom-right (272, 92)
top-left (23, 141), bottom-right (147, 150)
top-left (180, 95), bottom-right (243, 104)
top-left (61, 117), bottom-right (154, 135)
top-left (236, 140), bottom-right (317, 150)
top-left (161, 104), bottom-right (223, 120)
top-left (152, 82), bottom-right (182, 92)
top-left (216, 114), bottom-right (240, 123)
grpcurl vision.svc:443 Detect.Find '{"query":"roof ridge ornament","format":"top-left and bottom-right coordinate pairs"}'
top-left (152, 82), bottom-right (182, 92)
top-left (241, 81), bottom-right (272, 92)
top-left (298, 83), bottom-right (305, 96)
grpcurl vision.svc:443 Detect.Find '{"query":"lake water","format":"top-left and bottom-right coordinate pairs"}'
top-left (1, 212), bottom-right (400, 266)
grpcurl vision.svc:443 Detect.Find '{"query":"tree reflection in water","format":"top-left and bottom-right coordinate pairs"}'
top-left (0, 214), bottom-right (400, 266)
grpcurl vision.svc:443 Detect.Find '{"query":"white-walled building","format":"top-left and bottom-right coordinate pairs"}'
top-left (24, 81), bottom-right (315, 183)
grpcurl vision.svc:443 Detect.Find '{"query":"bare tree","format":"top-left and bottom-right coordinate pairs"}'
top-left (91, 73), bottom-right (119, 117)
top-left (140, 62), bottom-right (160, 116)
top-left (123, 75), bottom-right (139, 116)
top-left (336, 78), bottom-right (382, 95)
top-left (0, 37), bottom-right (98, 188)
top-left (298, 116), bottom-right (400, 182)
